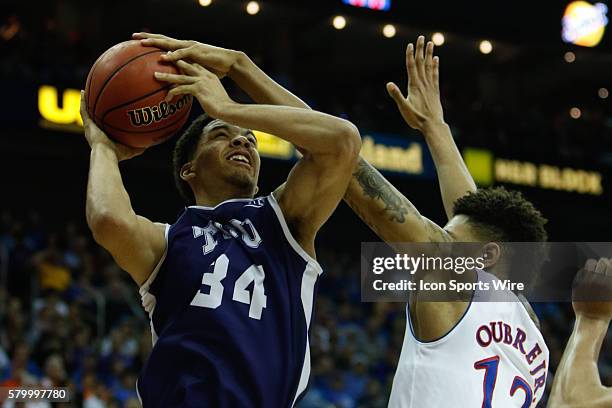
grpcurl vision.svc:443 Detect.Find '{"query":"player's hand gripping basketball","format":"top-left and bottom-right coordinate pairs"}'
top-left (132, 32), bottom-right (241, 79)
top-left (386, 36), bottom-right (445, 133)
top-left (572, 258), bottom-right (612, 321)
top-left (79, 91), bottom-right (145, 161)
top-left (154, 61), bottom-right (234, 118)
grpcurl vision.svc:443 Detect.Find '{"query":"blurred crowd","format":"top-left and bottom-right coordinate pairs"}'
top-left (1, 212), bottom-right (610, 407)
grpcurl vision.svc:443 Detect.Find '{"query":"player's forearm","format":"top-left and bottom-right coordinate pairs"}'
top-left (229, 53), bottom-right (311, 110)
top-left (549, 315), bottom-right (609, 405)
top-left (422, 121), bottom-right (476, 220)
top-left (217, 102), bottom-right (360, 156)
top-left (569, 315), bottom-right (608, 377)
top-left (86, 143), bottom-right (137, 243)
top-left (344, 157), bottom-right (450, 243)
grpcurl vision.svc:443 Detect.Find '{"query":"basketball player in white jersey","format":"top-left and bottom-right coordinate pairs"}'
top-left (343, 36), bottom-right (550, 406)
top-left (548, 258), bottom-right (612, 408)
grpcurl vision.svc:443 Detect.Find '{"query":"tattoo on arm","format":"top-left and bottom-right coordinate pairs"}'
top-left (348, 158), bottom-right (451, 242)
top-left (351, 158), bottom-right (415, 223)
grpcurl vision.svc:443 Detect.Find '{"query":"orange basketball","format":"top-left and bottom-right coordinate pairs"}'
top-left (85, 40), bottom-right (193, 148)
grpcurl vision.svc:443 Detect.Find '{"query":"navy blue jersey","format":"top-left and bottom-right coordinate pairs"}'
top-left (137, 194), bottom-right (322, 408)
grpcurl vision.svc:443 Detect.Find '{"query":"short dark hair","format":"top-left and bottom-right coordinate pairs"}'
top-left (453, 187), bottom-right (548, 242)
top-left (172, 114), bottom-right (214, 205)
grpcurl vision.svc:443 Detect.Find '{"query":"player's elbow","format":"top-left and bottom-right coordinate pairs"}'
top-left (334, 121), bottom-right (361, 163)
top-left (87, 209), bottom-right (132, 249)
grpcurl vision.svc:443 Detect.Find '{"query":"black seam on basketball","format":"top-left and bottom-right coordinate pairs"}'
top-left (99, 84), bottom-right (172, 121)
top-left (86, 44), bottom-right (127, 116)
top-left (92, 49), bottom-right (163, 117)
top-left (85, 52), bottom-right (104, 115)
top-left (98, 101), bottom-right (191, 134)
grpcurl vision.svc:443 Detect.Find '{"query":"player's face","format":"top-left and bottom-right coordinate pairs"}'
top-left (444, 215), bottom-right (485, 242)
top-left (193, 119), bottom-right (261, 192)
top-left (445, 215), bottom-right (503, 267)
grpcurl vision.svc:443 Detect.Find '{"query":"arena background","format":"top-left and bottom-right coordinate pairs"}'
top-left (0, 0), bottom-right (610, 406)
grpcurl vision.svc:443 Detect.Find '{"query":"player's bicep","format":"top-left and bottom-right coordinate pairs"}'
top-left (275, 152), bottom-right (354, 243)
top-left (98, 215), bottom-right (167, 285)
top-left (344, 157), bottom-right (450, 243)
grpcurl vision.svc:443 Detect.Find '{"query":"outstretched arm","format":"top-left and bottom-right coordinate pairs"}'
top-left (155, 61), bottom-right (360, 258)
top-left (344, 36), bottom-right (476, 243)
top-left (386, 37), bottom-right (476, 220)
top-left (549, 258), bottom-right (612, 408)
top-left (80, 93), bottom-right (166, 285)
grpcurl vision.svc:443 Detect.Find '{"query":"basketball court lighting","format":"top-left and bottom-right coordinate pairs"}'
top-left (246, 1), bottom-right (260, 15)
top-left (570, 107), bottom-right (581, 119)
top-left (198, 0), bottom-right (212, 7)
top-left (564, 51), bottom-right (576, 63)
top-left (383, 24), bottom-right (396, 38)
top-left (432, 32), bottom-right (445, 46)
top-left (598, 87), bottom-right (609, 99)
top-left (333, 15), bottom-right (347, 30)
top-left (479, 40), bottom-right (493, 54)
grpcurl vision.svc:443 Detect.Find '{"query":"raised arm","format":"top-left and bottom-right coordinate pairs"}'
top-left (154, 61), bottom-right (360, 258)
top-left (344, 36), bottom-right (477, 243)
top-left (548, 259), bottom-right (612, 408)
top-left (345, 157), bottom-right (449, 243)
top-left (386, 36), bottom-right (476, 220)
top-left (80, 93), bottom-right (166, 285)
top-left (133, 33), bottom-right (310, 110)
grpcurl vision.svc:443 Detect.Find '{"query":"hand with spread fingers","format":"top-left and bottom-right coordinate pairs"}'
top-left (572, 258), bottom-right (612, 321)
top-left (133, 32), bottom-right (242, 79)
top-left (79, 91), bottom-right (145, 161)
top-left (154, 60), bottom-right (234, 118)
top-left (387, 35), bottom-right (445, 133)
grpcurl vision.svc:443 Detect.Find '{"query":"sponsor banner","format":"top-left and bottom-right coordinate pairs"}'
top-left (463, 147), bottom-right (604, 195)
top-left (36, 85), bottom-right (432, 176)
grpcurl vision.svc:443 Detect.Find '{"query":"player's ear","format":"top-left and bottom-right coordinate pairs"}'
top-left (481, 242), bottom-right (501, 268)
top-left (180, 162), bottom-right (196, 181)
top-left (254, 186), bottom-right (259, 195)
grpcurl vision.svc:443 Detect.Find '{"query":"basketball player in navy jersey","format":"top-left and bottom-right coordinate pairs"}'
top-left (81, 33), bottom-right (361, 407)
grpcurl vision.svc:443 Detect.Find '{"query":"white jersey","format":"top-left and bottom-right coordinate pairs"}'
top-left (389, 270), bottom-right (549, 408)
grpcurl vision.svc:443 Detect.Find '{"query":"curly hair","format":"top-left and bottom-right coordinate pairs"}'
top-left (453, 187), bottom-right (548, 242)
top-left (172, 114), bottom-right (214, 205)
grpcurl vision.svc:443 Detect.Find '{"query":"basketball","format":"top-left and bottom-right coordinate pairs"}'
top-left (85, 40), bottom-right (193, 148)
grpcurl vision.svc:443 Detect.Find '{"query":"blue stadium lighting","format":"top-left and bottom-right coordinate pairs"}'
top-left (342, 0), bottom-right (391, 11)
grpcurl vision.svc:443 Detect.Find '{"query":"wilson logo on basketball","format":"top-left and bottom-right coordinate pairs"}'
top-left (126, 94), bottom-right (192, 127)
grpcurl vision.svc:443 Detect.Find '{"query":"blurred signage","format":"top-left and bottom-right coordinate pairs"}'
top-left (562, 1), bottom-right (608, 47)
top-left (342, 0), bottom-right (391, 11)
top-left (252, 130), bottom-right (293, 159)
top-left (464, 148), bottom-right (604, 195)
top-left (361, 135), bottom-right (423, 175)
top-left (38, 85), bottom-right (83, 128)
top-left (37, 85), bottom-right (427, 177)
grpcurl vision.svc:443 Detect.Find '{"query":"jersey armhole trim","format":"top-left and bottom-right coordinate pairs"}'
top-left (406, 271), bottom-right (477, 345)
top-left (139, 223), bottom-right (170, 296)
top-left (268, 192), bottom-right (323, 275)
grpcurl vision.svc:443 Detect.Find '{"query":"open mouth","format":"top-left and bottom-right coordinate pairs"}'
top-left (227, 152), bottom-right (252, 168)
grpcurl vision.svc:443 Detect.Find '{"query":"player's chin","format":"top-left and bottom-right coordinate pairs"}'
top-left (225, 169), bottom-right (257, 191)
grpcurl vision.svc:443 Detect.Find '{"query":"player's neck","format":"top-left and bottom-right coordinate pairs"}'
top-left (193, 187), bottom-right (255, 208)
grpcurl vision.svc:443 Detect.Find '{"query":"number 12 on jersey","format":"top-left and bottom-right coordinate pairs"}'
top-left (474, 356), bottom-right (533, 408)
top-left (190, 254), bottom-right (267, 320)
